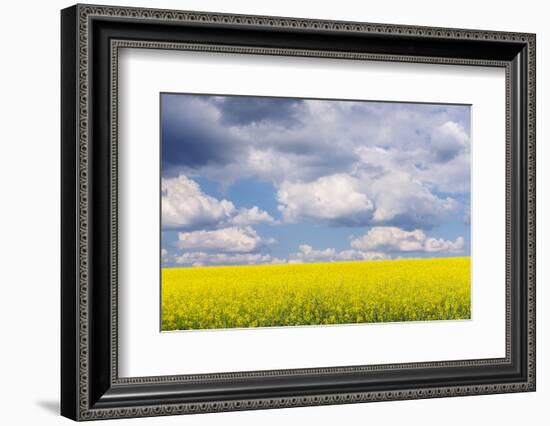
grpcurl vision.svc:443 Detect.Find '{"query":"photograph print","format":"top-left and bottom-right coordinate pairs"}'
top-left (160, 93), bottom-right (471, 331)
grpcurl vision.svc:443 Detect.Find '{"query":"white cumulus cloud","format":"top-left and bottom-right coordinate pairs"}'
top-left (429, 121), bottom-right (470, 161)
top-left (424, 236), bottom-right (465, 253)
top-left (367, 172), bottom-right (459, 228)
top-left (277, 174), bottom-right (373, 225)
top-left (276, 171), bottom-right (458, 229)
top-left (290, 244), bottom-right (336, 263)
top-left (162, 175), bottom-right (274, 229)
top-left (350, 226), bottom-right (464, 253)
top-left (174, 252), bottom-right (285, 267)
top-left (176, 226), bottom-right (274, 253)
top-left (229, 206), bottom-right (277, 226)
top-left (289, 244), bottom-right (388, 264)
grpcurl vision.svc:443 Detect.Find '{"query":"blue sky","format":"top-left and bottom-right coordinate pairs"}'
top-left (160, 93), bottom-right (471, 267)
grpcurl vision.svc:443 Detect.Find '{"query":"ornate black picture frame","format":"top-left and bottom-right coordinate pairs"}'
top-left (61, 4), bottom-right (536, 421)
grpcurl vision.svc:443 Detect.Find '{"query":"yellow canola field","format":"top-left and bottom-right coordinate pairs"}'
top-left (162, 256), bottom-right (471, 331)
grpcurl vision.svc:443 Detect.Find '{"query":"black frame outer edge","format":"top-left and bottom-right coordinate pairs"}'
top-left (61, 4), bottom-right (78, 421)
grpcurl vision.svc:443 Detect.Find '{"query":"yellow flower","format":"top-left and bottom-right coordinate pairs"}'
top-left (161, 257), bottom-right (471, 331)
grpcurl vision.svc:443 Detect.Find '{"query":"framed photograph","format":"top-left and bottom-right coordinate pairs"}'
top-left (61, 4), bottom-right (536, 421)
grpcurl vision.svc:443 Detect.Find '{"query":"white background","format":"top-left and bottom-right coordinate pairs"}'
top-left (119, 49), bottom-right (505, 376)
top-left (0, 0), bottom-right (547, 425)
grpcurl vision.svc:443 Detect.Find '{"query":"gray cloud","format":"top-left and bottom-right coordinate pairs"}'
top-left (161, 94), bottom-right (246, 173)
top-left (162, 94), bottom-right (471, 231)
top-left (211, 96), bottom-right (303, 127)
